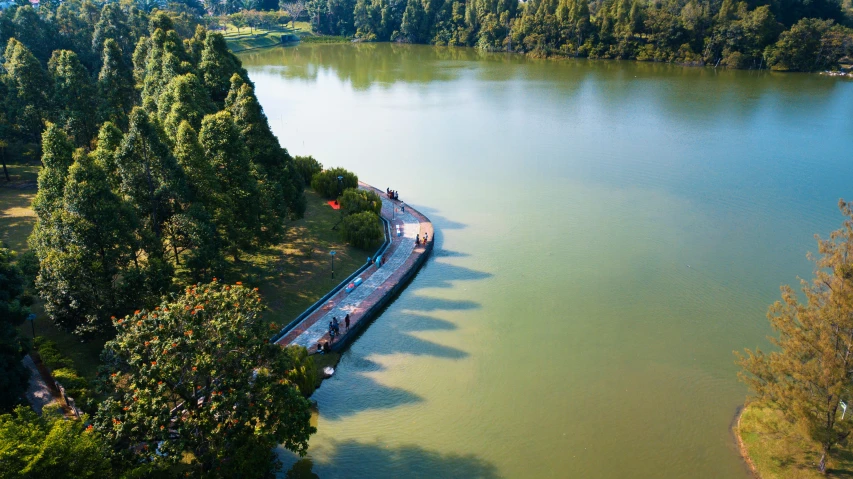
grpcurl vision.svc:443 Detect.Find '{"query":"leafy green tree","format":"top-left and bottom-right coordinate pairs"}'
top-left (293, 155), bottom-right (323, 187)
top-left (156, 73), bottom-right (213, 142)
top-left (115, 107), bottom-right (188, 242)
top-left (35, 151), bottom-right (139, 335)
top-left (3, 38), bottom-right (49, 142)
top-left (0, 247), bottom-right (31, 412)
top-left (199, 110), bottom-right (261, 260)
top-left (339, 187), bottom-right (381, 217)
top-left (341, 210), bottom-right (383, 248)
top-left (0, 406), bottom-right (112, 478)
top-left (95, 280), bottom-right (315, 476)
top-left (48, 50), bottom-right (96, 145)
top-left (225, 74), bottom-right (305, 235)
top-left (738, 200), bottom-right (853, 474)
top-left (90, 122), bottom-right (125, 191)
top-left (765, 18), bottom-right (852, 72)
top-left (97, 39), bottom-right (136, 130)
top-left (92, 3), bottom-right (133, 67)
top-left (198, 32), bottom-right (250, 104)
top-left (311, 167), bottom-right (358, 199)
top-left (283, 345), bottom-right (318, 398)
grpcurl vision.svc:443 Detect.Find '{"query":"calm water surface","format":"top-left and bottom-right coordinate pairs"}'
top-left (238, 44), bottom-right (853, 478)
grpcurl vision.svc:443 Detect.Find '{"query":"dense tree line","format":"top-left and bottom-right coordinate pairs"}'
top-left (1, 2), bottom-right (306, 337)
top-left (305, 0), bottom-right (853, 70)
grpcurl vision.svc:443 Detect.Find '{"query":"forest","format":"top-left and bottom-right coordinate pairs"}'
top-left (303, 0), bottom-right (853, 70)
top-left (0, 3), bottom-right (325, 476)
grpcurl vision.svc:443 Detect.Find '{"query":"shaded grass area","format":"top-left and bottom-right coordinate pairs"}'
top-left (738, 401), bottom-right (853, 478)
top-left (0, 160), bottom-right (39, 254)
top-left (225, 189), bottom-right (369, 329)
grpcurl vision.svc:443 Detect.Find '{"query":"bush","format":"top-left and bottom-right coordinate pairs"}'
top-left (52, 367), bottom-right (92, 410)
top-left (341, 211), bottom-right (383, 249)
top-left (33, 338), bottom-right (73, 370)
top-left (339, 188), bottom-right (381, 217)
top-left (310, 167), bottom-right (358, 199)
top-left (283, 346), bottom-right (317, 398)
top-left (293, 155), bottom-right (322, 187)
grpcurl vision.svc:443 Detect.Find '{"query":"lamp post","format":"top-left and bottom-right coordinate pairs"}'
top-left (330, 250), bottom-right (336, 278)
top-left (26, 313), bottom-right (36, 339)
top-left (336, 175), bottom-right (344, 197)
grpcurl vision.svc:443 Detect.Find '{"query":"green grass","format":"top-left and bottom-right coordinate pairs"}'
top-left (225, 189), bottom-right (370, 328)
top-left (738, 401), bottom-right (853, 478)
top-left (0, 159), bottom-right (39, 254)
top-left (299, 35), bottom-right (350, 44)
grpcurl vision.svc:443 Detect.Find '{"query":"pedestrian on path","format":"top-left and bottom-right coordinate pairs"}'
top-left (345, 314), bottom-right (350, 330)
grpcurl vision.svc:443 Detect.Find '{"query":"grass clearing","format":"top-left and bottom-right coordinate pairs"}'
top-left (738, 401), bottom-right (853, 478)
top-left (0, 160), bottom-right (39, 254)
top-left (225, 189), bottom-right (369, 328)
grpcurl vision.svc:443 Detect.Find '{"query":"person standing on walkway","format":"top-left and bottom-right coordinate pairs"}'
top-left (345, 314), bottom-right (350, 331)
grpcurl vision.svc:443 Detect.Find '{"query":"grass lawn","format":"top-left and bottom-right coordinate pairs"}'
top-left (738, 401), bottom-right (853, 478)
top-left (0, 159), bottom-right (39, 254)
top-left (224, 189), bottom-right (370, 329)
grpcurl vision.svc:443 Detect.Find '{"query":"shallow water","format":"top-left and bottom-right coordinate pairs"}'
top-left (239, 43), bottom-right (853, 478)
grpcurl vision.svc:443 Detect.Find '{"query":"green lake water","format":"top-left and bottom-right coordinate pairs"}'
top-left (238, 43), bottom-right (853, 478)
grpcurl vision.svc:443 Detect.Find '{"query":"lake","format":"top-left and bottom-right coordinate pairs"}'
top-left (238, 43), bottom-right (853, 478)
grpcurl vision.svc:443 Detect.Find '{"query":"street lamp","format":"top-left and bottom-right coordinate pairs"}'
top-left (330, 250), bottom-right (336, 278)
top-left (336, 175), bottom-right (344, 198)
top-left (26, 313), bottom-right (36, 339)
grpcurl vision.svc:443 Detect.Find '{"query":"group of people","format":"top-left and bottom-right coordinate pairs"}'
top-left (318, 313), bottom-right (352, 353)
top-left (415, 232), bottom-right (429, 245)
top-left (328, 314), bottom-right (351, 341)
top-left (386, 188), bottom-right (400, 200)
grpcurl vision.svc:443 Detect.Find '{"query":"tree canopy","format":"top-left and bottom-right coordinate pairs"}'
top-left (738, 200), bottom-right (853, 474)
top-left (95, 280), bottom-right (314, 476)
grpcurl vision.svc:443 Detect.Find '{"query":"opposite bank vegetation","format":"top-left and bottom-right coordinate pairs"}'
top-left (301, 0), bottom-right (853, 71)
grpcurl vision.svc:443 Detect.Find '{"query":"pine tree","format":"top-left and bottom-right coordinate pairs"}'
top-left (34, 150), bottom-right (139, 335)
top-left (97, 39), bottom-right (136, 130)
top-left (3, 39), bottom-right (49, 142)
top-left (198, 32), bottom-right (250, 104)
top-left (91, 122), bottom-right (125, 191)
top-left (198, 110), bottom-right (260, 260)
top-left (92, 3), bottom-right (133, 67)
top-left (225, 75), bottom-right (305, 240)
top-left (48, 50), bottom-right (96, 146)
top-left (114, 107), bottom-right (188, 243)
top-left (156, 73), bottom-right (213, 142)
top-left (738, 200), bottom-right (853, 474)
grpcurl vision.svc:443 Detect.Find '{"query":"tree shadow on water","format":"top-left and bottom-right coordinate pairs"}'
top-left (282, 441), bottom-right (502, 479)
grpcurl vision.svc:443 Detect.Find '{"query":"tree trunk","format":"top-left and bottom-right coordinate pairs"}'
top-left (819, 444), bottom-right (831, 474)
top-left (2, 157), bottom-right (8, 182)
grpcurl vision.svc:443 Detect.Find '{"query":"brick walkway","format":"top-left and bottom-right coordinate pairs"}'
top-left (276, 183), bottom-right (433, 353)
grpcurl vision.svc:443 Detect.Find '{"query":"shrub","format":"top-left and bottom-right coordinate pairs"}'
top-left (283, 346), bottom-right (317, 398)
top-left (33, 338), bottom-right (73, 370)
top-left (310, 167), bottom-right (358, 199)
top-left (52, 367), bottom-right (92, 410)
top-left (293, 155), bottom-right (322, 187)
top-left (341, 211), bottom-right (383, 249)
top-left (339, 188), bottom-right (381, 217)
